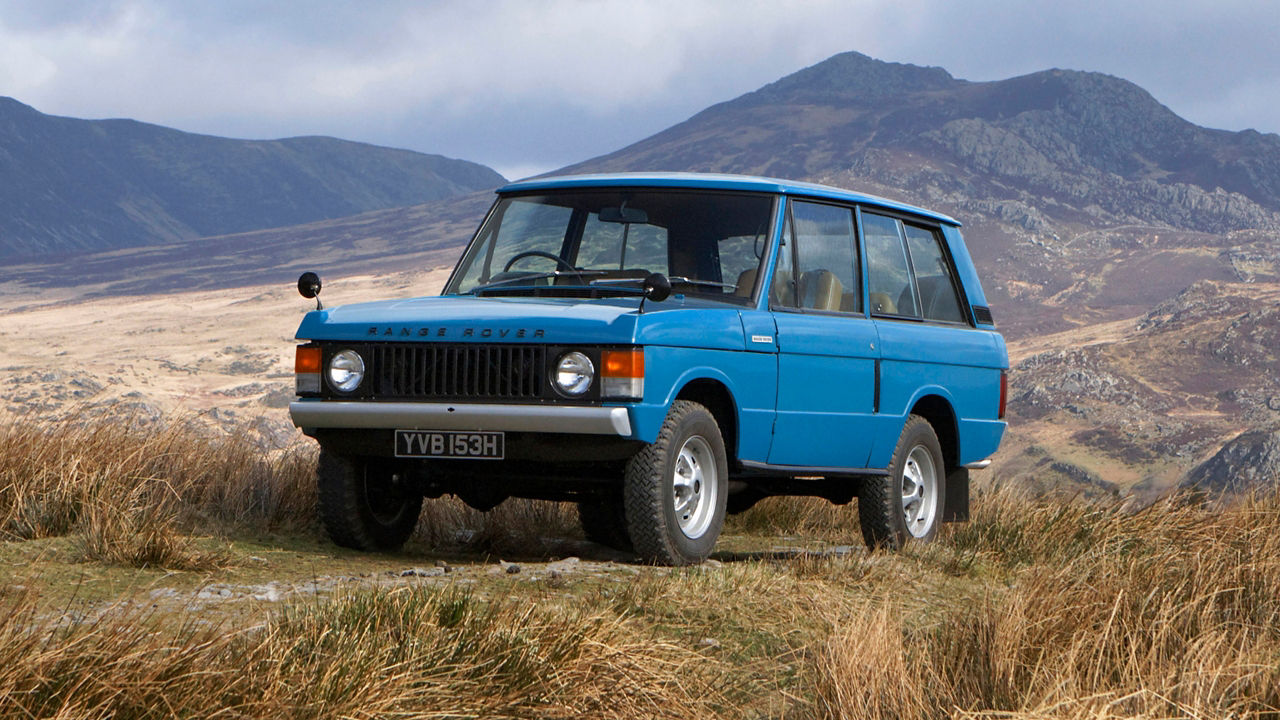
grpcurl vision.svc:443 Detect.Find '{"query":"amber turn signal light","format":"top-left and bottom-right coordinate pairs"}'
top-left (602, 349), bottom-right (644, 378)
top-left (601, 349), bottom-right (644, 400)
top-left (295, 346), bottom-right (322, 374)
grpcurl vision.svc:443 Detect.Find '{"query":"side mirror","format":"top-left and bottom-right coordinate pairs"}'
top-left (643, 272), bottom-right (671, 302)
top-left (297, 272), bottom-right (323, 310)
top-left (297, 272), bottom-right (322, 299)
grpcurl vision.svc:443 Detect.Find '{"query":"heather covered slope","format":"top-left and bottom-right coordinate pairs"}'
top-left (0, 97), bottom-right (504, 259)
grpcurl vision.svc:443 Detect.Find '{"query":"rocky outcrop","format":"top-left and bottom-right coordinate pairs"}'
top-left (1181, 429), bottom-right (1280, 495)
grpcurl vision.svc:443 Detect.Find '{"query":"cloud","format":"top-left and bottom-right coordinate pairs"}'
top-left (1, 0), bottom-right (1278, 173)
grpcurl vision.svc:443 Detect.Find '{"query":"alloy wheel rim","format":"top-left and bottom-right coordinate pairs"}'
top-left (672, 435), bottom-right (717, 538)
top-left (901, 444), bottom-right (938, 538)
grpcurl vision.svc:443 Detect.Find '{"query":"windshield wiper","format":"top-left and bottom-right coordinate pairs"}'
top-left (590, 275), bottom-right (738, 292)
top-left (469, 269), bottom-right (608, 295)
top-left (667, 276), bottom-right (739, 291)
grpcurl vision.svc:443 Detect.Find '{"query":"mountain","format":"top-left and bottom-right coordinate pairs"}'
top-left (0, 190), bottom-right (494, 299)
top-left (565, 51), bottom-right (1280, 235)
top-left (0, 97), bottom-right (505, 259)
top-left (1180, 428), bottom-right (1280, 497)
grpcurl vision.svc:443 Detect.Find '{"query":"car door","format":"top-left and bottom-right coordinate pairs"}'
top-left (768, 199), bottom-right (880, 469)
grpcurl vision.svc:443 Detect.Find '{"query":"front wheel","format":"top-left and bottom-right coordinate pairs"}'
top-left (317, 450), bottom-right (422, 551)
top-left (624, 400), bottom-right (728, 565)
top-left (858, 415), bottom-right (945, 550)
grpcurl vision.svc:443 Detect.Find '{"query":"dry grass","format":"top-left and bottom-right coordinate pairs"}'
top-left (811, 488), bottom-right (1280, 719)
top-left (2, 414), bottom-right (1278, 718)
top-left (0, 412), bottom-right (586, 564)
top-left (0, 412), bottom-right (313, 569)
top-left (0, 584), bottom-right (732, 719)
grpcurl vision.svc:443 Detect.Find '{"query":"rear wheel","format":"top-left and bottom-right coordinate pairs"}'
top-left (858, 415), bottom-right (945, 550)
top-left (317, 450), bottom-right (422, 551)
top-left (624, 400), bottom-right (728, 565)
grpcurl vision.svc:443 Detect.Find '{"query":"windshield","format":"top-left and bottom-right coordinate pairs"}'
top-left (444, 189), bottom-right (776, 305)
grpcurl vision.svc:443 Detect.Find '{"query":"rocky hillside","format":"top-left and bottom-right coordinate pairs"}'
top-left (567, 52), bottom-right (1280, 236)
top-left (0, 97), bottom-right (505, 259)
top-left (1002, 280), bottom-right (1280, 499)
top-left (1181, 429), bottom-right (1280, 497)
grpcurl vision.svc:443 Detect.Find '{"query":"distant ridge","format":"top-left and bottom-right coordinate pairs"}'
top-left (563, 51), bottom-right (1280, 235)
top-left (0, 97), bottom-right (506, 259)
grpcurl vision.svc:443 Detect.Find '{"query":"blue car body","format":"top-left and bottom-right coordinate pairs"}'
top-left (291, 173), bottom-right (1007, 558)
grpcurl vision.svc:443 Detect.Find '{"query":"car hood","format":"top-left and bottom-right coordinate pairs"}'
top-left (294, 295), bottom-right (749, 350)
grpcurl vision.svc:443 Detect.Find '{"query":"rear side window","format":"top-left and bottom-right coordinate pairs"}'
top-left (903, 224), bottom-right (966, 323)
top-left (863, 212), bottom-right (967, 324)
top-left (863, 212), bottom-right (916, 317)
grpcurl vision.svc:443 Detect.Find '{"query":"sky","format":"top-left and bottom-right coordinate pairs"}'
top-left (2, 0), bottom-right (1279, 181)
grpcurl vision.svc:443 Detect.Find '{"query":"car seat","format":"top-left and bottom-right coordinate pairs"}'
top-left (799, 270), bottom-right (843, 311)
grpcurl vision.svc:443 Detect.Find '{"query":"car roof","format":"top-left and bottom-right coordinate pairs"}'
top-left (498, 172), bottom-right (959, 226)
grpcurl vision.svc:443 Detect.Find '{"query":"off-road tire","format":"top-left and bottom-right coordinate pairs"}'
top-left (624, 400), bottom-right (728, 565)
top-left (317, 449), bottom-right (422, 551)
top-left (577, 500), bottom-right (633, 552)
top-left (858, 415), bottom-right (945, 550)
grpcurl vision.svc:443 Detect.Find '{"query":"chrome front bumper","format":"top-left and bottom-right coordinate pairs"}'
top-left (289, 400), bottom-right (633, 437)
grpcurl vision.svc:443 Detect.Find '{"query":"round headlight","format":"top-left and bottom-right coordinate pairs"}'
top-left (328, 349), bottom-right (365, 393)
top-left (553, 351), bottom-right (594, 396)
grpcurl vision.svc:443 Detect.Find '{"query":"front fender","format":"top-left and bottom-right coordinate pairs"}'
top-left (620, 347), bottom-right (773, 457)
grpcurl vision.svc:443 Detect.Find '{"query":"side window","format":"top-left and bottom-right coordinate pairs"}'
top-left (903, 224), bottom-right (966, 323)
top-left (790, 200), bottom-right (860, 313)
top-left (863, 212), bottom-right (918, 317)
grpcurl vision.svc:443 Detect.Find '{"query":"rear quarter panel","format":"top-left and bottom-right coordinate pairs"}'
top-left (870, 320), bottom-right (1006, 468)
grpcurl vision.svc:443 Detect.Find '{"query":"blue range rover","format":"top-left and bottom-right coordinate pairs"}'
top-left (290, 173), bottom-right (1008, 565)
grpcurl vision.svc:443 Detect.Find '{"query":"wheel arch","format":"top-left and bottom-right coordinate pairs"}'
top-left (673, 377), bottom-right (739, 465)
top-left (909, 393), bottom-right (959, 472)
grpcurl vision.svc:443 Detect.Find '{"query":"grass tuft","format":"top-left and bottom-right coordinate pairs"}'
top-left (0, 412), bottom-right (313, 569)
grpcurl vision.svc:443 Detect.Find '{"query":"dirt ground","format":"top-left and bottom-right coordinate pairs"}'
top-left (0, 268), bottom-right (451, 437)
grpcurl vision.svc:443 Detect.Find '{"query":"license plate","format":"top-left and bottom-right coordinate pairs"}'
top-left (395, 430), bottom-right (504, 459)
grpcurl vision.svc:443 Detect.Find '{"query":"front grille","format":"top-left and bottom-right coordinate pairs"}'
top-left (368, 343), bottom-right (547, 401)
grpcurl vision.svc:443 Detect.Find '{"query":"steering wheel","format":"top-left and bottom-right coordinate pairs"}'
top-left (503, 250), bottom-right (577, 273)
